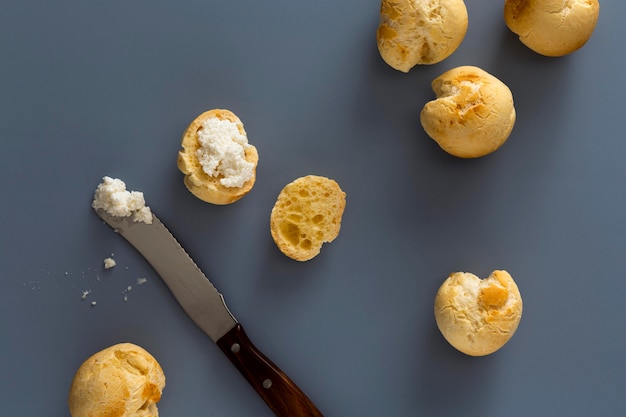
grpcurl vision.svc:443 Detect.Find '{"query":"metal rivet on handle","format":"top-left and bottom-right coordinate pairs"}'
top-left (231, 343), bottom-right (240, 353)
top-left (263, 379), bottom-right (272, 389)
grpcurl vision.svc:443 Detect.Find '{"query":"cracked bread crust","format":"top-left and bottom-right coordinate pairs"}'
top-left (68, 343), bottom-right (165, 417)
top-left (504, 0), bottom-right (600, 56)
top-left (177, 109), bottom-right (258, 205)
top-left (434, 270), bottom-right (523, 356)
top-left (376, 0), bottom-right (468, 72)
top-left (270, 175), bottom-right (346, 262)
top-left (420, 66), bottom-right (516, 158)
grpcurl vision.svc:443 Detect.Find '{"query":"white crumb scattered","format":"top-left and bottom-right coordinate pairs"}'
top-left (196, 118), bottom-right (254, 188)
top-left (92, 176), bottom-right (153, 224)
top-left (103, 257), bottom-right (116, 269)
top-left (81, 290), bottom-right (91, 300)
top-left (121, 285), bottom-right (134, 302)
top-left (136, 277), bottom-right (147, 285)
top-left (90, 301), bottom-right (97, 307)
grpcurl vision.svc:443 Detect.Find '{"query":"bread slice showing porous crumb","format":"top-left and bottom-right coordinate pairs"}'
top-left (270, 175), bottom-right (346, 261)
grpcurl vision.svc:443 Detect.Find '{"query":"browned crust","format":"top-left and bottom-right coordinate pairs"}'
top-left (376, 0), bottom-right (468, 72)
top-left (434, 270), bottom-right (523, 356)
top-left (68, 343), bottom-right (165, 417)
top-left (504, 0), bottom-right (600, 56)
top-left (420, 66), bottom-right (516, 158)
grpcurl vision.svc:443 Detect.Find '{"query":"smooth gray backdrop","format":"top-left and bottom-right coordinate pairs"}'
top-left (1, 1), bottom-right (624, 416)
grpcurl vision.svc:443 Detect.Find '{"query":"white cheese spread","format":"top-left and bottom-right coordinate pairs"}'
top-left (196, 118), bottom-right (254, 188)
top-left (103, 257), bottom-right (116, 269)
top-left (92, 176), bottom-right (153, 224)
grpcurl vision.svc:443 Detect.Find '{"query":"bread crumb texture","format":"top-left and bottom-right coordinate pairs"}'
top-left (68, 343), bottom-right (165, 417)
top-left (92, 176), bottom-right (153, 224)
top-left (434, 270), bottom-right (523, 356)
top-left (177, 109), bottom-right (258, 205)
top-left (504, 0), bottom-right (600, 56)
top-left (377, 0), bottom-right (468, 72)
top-left (420, 66), bottom-right (516, 158)
top-left (270, 175), bottom-right (346, 261)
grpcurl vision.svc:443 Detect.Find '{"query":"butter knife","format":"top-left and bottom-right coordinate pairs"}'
top-left (94, 209), bottom-right (323, 417)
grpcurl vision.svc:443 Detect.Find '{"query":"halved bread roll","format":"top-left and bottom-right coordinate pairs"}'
top-left (68, 343), bottom-right (165, 417)
top-left (177, 109), bottom-right (258, 205)
top-left (270, 175), bottom-right (346, 261)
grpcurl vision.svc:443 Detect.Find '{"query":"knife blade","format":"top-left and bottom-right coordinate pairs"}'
top-left (94, 208), bottom-right (323, 417)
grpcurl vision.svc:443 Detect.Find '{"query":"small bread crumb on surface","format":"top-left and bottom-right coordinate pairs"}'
top-left (103, 257), bottom-right (116, 269)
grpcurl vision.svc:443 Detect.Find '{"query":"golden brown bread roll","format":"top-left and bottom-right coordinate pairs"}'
top-left (376, 0), bottom-right (468, 72)
top-left (177, 109), bottom-right (258, 205)
top-left (270, 175), bottom-right (346, 261)
top-left (504, 0), bottom-right (600, 57)
top-left (420, 66), bottom-right (516, 158)
top-left (434, 270), bottom-right (523, 356)
top-left (68, 343), bottom-right (166, 417)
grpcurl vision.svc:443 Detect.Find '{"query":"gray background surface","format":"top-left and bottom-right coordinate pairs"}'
top-left (1, 1), bottom-right (624, 416)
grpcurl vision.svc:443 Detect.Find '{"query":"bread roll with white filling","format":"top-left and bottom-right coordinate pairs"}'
top-left (177, 109), bottom-right (258, 205)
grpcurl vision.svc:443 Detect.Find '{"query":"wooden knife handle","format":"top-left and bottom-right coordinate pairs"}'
top-left (216, 324), bottom-right (324, 417)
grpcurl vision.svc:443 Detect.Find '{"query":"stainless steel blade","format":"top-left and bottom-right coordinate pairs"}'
top-left (94, 209), bottom-right (237, 342)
